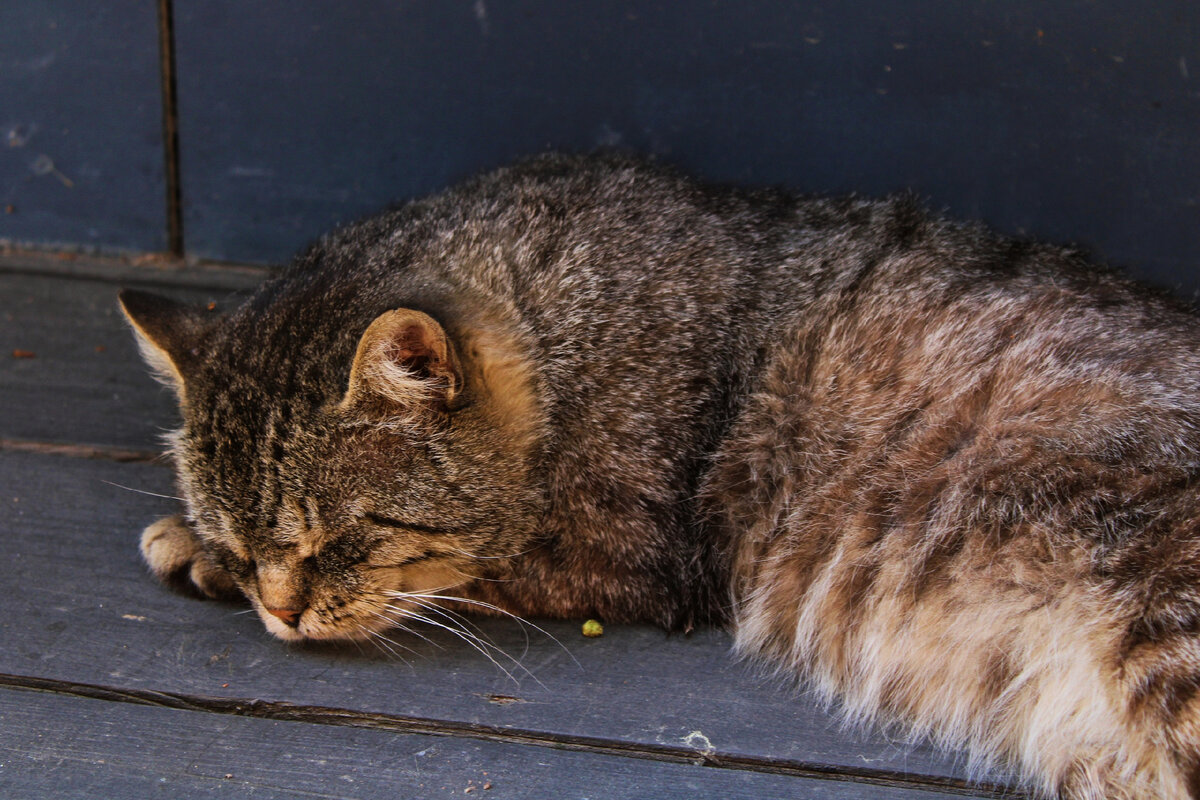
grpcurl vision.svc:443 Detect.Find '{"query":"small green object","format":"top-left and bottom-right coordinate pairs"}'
top-left (582, 619), bottom-right (604, 638)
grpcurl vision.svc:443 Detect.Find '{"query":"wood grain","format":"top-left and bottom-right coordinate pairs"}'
top-left (0, 270), bottom-right (254, 451)
top-left (0, 687), bottom-right (986, 800)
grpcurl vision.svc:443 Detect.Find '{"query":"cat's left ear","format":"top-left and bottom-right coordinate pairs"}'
top-left (118, 289), bottom-right (215, 402)
top-left (338, 308), bottom-right (462, 418)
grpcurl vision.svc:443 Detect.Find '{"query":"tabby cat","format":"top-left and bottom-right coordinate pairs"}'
top-left (121, 154), bottom-right (1200, 799)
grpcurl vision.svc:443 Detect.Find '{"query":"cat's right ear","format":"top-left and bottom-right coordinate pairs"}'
top-left (338, 308), bottom-right (462, 422)
top-left (118, 289), bottom-right (213, 402)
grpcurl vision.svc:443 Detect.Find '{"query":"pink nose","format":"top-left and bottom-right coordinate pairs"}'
top-left (266, 607), bottom-right (302, 627)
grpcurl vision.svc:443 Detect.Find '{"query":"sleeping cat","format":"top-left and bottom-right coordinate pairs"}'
top-left (120, 153), bottom-right (1200, 799)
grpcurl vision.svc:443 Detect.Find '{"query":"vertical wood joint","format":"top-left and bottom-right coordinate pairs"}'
top-left (156, 0), bottom-right (184, 257)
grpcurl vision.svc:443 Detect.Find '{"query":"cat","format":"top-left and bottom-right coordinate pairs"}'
top-left (120, 153), bottom-right (1200, 799)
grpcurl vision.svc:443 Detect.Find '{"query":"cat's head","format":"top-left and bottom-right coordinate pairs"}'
top-left (119, 288), bottom-right (546, 642)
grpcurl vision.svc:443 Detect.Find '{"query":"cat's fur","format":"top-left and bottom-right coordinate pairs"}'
top-left (121, 153), bottom-right (1200, 799)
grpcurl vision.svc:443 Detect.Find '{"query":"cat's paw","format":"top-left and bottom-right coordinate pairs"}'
top-left (140, 515), bottom-right (240, 600)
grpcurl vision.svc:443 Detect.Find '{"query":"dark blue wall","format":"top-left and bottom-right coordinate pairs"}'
top-left (0, 1), bottom-right (167, 253)
top-left (3, 1), bottom-right (1198, 294)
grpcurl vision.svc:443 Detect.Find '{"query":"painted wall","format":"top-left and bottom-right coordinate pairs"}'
top-left (0, 1), bottom-right (166, 253)
top-left (2, 2), bottom-right (1197, 294)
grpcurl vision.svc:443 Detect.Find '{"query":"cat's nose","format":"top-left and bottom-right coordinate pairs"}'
top-left (266, 607), bottom-right (302, 627)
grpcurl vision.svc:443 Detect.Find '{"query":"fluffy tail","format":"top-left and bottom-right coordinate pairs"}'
top-left (732, 538), bottom-right (1195, 799)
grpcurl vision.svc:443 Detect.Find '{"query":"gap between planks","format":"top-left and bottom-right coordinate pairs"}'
top-left (0, 674), bottom-right (1014, 799)
top-left (0, 438), bottom-right (162, 464)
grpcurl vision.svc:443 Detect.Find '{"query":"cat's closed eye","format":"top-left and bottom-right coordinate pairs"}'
top-left (358, 512), bottom-right (459, 536)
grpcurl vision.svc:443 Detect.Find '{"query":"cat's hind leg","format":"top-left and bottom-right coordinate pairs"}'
top-left (140, 515), bottom-right (240, 600)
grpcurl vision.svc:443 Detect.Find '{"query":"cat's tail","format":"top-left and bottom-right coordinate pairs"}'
top-left (731, 537), bottom-right (1197, 799)
top-left (712, 386), bottom-right (1200, 799)
top-left (713, 405), bottom-right (1200, 800)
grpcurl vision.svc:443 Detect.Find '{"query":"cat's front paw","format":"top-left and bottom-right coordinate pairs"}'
top-left (140, 515), bottom-right (240, 600)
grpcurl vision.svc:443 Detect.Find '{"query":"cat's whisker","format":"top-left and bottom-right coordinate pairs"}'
top-left (403, 594), bottom-right (534, 662)
top-left (363, 623), bottom-right (423, 661)
top-left (395, 591), bottom-right (577, 668)
top-left (360, 624), bottom-right (414, 665)
top-left (358, 624), bottom-right (383, 651)
top-left (100, 480), bottom-right (184, 502)
top-left (346, 626), bottom-right (373, 659)
top-left (417, 594), bottom-right (540, 662)
top-left (400, 595), bottom-right (492, 641)
top-left (399, 591), bottom-right (537, 625)
top-left (368, 638), bottom-right (405, 663)
top-left (387, 602), bottom-right (543, 686)
top-left (398, 609), bottom-right (524, 684)
top-left (372, 609), bottom-right (445, 652)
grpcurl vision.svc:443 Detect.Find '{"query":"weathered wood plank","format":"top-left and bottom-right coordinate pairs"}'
top-left (0, 250), bottom-right (270, 289)
top-left (173, 1), bottom-right (1200, 293)
top-left (0, 2), bottom-right (166, 254)
top-left (0, 449), bottom-right (1002, 796)
top-left (0, 687), bottom-right (973, 800)
top-left (0, 269), bottom-right (255, 451)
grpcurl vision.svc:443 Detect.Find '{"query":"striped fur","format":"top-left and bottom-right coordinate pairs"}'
top-left (122, 154), bottom-right (1200, 798)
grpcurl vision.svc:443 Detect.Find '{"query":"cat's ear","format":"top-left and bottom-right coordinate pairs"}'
top-left (339, 308), bottom-right (462, 418)
top-left (118, 289), bottom-right (213, 401)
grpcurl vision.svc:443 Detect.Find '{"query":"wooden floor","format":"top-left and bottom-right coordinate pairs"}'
top-left (0, 253), bottom-right (1013, 799)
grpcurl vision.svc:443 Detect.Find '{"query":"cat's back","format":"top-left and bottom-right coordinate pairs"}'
top-left (246, 153), bottom-right (820, 462)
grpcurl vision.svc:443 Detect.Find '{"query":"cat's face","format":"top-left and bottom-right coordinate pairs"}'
top-left (120, 290), bottom-right (545, 642)
top-left (173, 409), bottom-right (497, 642)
